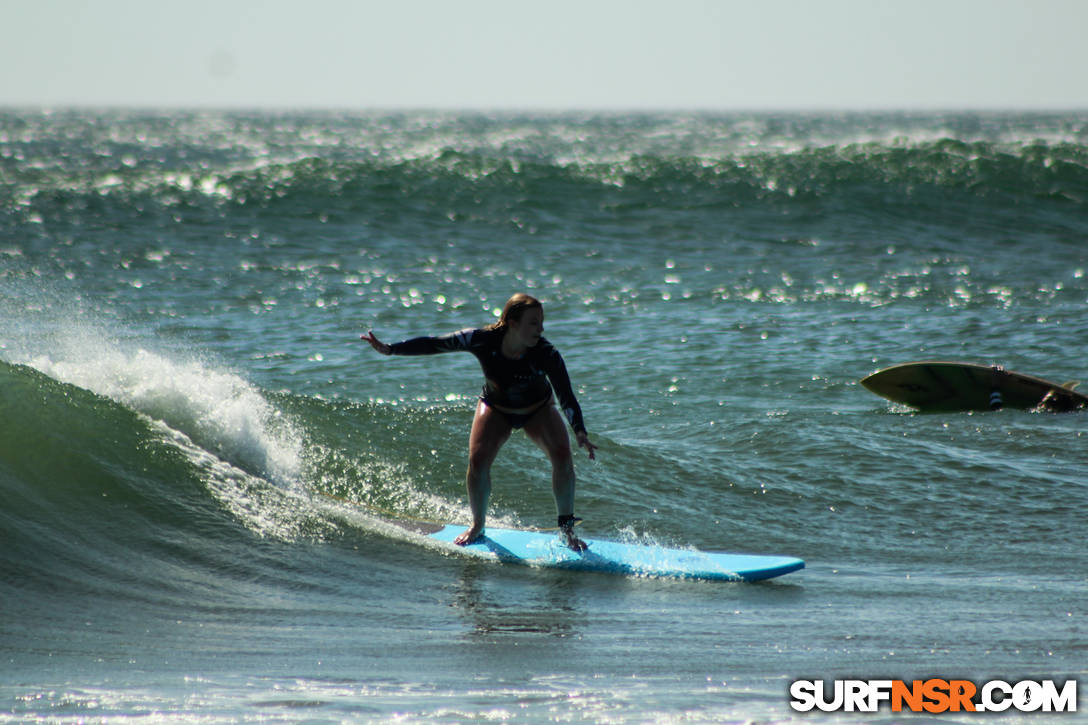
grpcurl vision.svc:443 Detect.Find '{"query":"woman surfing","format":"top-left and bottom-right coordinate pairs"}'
top-left (362, 293), bottom-right (597, 551)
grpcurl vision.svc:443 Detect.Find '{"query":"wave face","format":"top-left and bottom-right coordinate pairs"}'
top-left (1, 353), bottom-right (317, 600)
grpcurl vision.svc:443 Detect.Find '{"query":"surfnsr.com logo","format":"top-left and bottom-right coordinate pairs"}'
top-left (789, 678), bottom-right (1077, 713)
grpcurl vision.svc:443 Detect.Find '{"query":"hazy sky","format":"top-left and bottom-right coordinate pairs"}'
top-left (3, 0), bottom-right (1086, 111)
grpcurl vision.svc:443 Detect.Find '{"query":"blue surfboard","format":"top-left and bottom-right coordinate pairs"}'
top-left (427, 524), bottom-right (804, 582)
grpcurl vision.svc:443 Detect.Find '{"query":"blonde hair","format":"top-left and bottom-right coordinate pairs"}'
top-left (487, 293), bottom-right (542, 331)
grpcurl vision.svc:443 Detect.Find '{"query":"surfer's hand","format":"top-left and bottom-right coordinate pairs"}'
top-left (361, 330), bottom-right (392, 355)
top-left (577, 431), bottom-right (597, 460)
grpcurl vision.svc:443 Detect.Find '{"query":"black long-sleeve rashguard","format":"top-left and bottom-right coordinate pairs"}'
top-left (389, 327), bottom-right (587, 434)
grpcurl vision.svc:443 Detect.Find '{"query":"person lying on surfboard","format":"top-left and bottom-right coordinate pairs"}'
top-left (361, 293), bottom-right (597, 552)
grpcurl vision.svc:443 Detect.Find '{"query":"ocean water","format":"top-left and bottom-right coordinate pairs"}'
top-left (1, 109), bottom-right (1085, 723)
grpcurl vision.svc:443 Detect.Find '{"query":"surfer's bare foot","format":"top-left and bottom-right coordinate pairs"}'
top-left (453, 524), bottom-right (483, 546)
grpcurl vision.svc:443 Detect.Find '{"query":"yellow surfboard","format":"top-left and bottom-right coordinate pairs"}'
top-left (861, 361), bottom-right (1087, 412)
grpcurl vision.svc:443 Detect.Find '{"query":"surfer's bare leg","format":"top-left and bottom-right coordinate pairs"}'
top-left (456, 399), bottom-right (510, 545)
top-left (526, 405), bottom-right (586, 552)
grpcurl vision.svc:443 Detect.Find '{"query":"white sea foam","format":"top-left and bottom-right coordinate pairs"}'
top-left (18, 332), bottom-right (302, 486)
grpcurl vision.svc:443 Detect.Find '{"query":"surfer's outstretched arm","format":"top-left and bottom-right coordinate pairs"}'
top-left (361, 330), bottom-right (392, 355)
